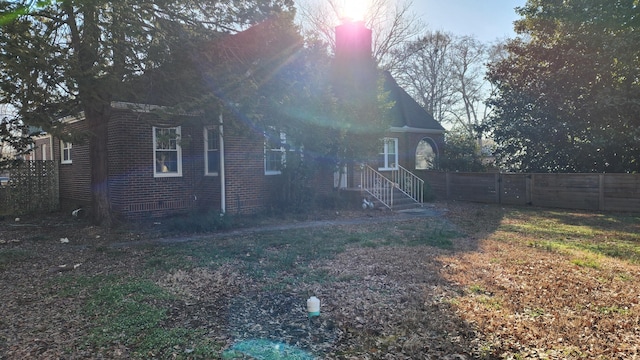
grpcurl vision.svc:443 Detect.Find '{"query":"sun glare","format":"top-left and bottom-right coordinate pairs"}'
top-left (340, 0), bottom-right (369, 21)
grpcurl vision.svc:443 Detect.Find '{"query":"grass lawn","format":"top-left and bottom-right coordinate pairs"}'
top-left (0, 202), bottom-right (639, 359)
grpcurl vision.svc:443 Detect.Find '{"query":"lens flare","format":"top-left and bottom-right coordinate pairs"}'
top-left (341, 0), bottom-right (368, 21)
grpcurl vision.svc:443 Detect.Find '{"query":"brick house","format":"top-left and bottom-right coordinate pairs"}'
top-left (331, 21), bottom-right (445, 195)
top-left (30, 20), bottom-right (444, 218)
top-left (32, 103), bottom-right (336, 218)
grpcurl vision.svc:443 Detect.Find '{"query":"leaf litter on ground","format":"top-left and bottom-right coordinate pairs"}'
top-left (0, 202), bottom-right (639, 359)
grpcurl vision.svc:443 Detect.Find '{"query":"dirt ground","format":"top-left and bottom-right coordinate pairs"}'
top-left (1, 202), bottom-right (639, 359)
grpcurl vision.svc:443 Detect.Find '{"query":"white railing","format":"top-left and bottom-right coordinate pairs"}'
top-left (361, 165), bottom-right (394, 209)
top-left (361, 165), bottom-right (424, 209)
top-left (391, 165), bottom-right (424, 205)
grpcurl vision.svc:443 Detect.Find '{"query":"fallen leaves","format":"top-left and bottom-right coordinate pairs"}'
top-left (1, 203), bottom-right (640, 359)
top-left (439, 239), bottom-right (640, 359)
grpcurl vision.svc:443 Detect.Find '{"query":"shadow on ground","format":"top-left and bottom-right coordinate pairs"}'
top-left (0, 201), bottom-right (508, 359)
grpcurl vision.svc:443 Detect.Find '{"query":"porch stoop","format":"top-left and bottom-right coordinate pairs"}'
top-left (360, 165), bottom-right (424, 211)
top-left (361, 188), bottom-right (422, 211)
top-left (390, 188), bottom-right (423, 211)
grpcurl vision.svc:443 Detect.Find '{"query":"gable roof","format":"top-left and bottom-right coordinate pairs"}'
top-left (117, 15), bottom-right (303, 108)
top-left (383, 71), bottom-right (445, 132)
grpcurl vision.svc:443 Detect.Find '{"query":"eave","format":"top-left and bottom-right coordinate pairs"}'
top-left (388, 126), bottom-right (446, 135)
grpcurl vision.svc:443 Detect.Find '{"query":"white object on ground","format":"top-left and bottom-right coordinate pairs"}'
top-left (307, 296), bottom-right (320, 317)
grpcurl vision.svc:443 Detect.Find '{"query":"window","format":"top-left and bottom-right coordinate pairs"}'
top-left (153, 126), bottom-right (182, 177)
top-left (61, 141), bottom-right (72, 164)
top-left (204, 126), bottom-right (220, 175)
top-left (415, 138), bottom-right (437, 170)
top-left (378, 137), bottom-right (398, 171)
top-left (42, 143), bottom-right (48, 161)
top-left (265, 130), bottom-right (287, 175)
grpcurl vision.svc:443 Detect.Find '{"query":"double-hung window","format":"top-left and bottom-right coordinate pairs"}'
top-left (61, 141), bottom-right (72, 164)
top-left (153, 126), bottom-right (182, 177)
top-left (378, 137), bottom-right (398, 171)
top-left (265, 130), bottom-right (287, 175)
top-left (204, 126), bottom-right (220, 176)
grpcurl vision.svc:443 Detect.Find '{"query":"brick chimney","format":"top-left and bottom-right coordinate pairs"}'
top-left (334, 20), bottom-right (372, 62)
top-left (331, 20), bottom-right (377, 105)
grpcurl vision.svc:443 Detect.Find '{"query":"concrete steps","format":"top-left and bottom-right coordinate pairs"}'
top-left (365, 188), bottom-right (421, 211)
top-left (390, 188), bottom-right (422, 211)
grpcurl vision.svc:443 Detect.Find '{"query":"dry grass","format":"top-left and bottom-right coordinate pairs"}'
top-left (439, 203), bottom-right (640, 359)
top-left (0, 202), bottom-right (639, 359)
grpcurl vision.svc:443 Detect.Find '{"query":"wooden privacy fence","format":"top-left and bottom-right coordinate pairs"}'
top-left (418, 171), bottom-right (640, 213)
top-left (0, 161), bottom-right (59, 215)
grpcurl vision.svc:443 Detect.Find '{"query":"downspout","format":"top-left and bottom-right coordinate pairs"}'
top-left (48, 136), bottom-right (54, 160)
top-left (219, 112), bottom-right (226, 214)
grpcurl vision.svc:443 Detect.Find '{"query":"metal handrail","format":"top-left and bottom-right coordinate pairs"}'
top-left (361, 165), bottom-right (394, 209)
top-left (392, 165), bottom-right (424, 205)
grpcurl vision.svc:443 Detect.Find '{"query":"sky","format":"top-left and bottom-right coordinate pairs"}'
top-left (295, 0), bottom-right (528, 44)
top-left (412, 0), bottom-right (527, 43)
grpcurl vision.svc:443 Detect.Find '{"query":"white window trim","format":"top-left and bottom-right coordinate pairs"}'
top-left (153, 126), bottom-right (182, 178)
top-left (204, 126), bottom-right (219, 176)
top-left (264, 131), bottom-right (287, 175)
top-left (378, 137), bottom-right (398, 171)
top-left (60, 141), bottom-right (72, 164)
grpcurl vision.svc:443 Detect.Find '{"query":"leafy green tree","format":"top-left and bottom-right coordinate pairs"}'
top-left (0, 0), bottom-right (293, 225)
top-left (440, 130), bottom-right (488, 172)
top-left (486, 0), bottom-right (640, 173)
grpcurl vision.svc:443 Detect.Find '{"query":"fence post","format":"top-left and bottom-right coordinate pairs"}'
top-left (445, 171), bottom-right (451, 200)
top-left (526, 174), bottom-right (533, 205)
top-left (599, 174), bottom-right (605, 211)
top-left (495, 173), bottom-right (501, 204)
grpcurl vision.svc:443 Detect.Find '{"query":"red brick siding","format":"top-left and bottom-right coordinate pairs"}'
top-left (56, 121), bottom-right (92, 210)
top-left (223, 128), bottom-right (336, 213)
top-left (107, 109), bottom-right (221, 219)
top-left (311, 166), bottom-right (335, 196)
top-left (223, 130), bottom-right (278, 214)
top-left (54, 108), bottom-right (344, 218)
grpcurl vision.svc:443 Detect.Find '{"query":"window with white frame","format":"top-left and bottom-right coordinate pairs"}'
top-left (153, 126), bottom-right (182, 177)
top-left (264, 130), bottom-right (287, 175)
top-left (204, 126), bottom-right (220, 176)
top-left (378, 137), bottom-right (398, 171)
top-left (61, 141), bottom-right (72, 164)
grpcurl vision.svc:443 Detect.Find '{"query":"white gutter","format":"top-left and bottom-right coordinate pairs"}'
top-left (219, 112), bottom-right (226, 214)
top-left (388, 126), bottom-right (446, 134)
top-left (110, 101), bottom-right (200, 116)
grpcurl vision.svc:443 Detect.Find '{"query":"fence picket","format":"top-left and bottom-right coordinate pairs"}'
top-left (0, 161), bottom-right (59, 215)
top-left (421, 171), bottom-right (640, 212)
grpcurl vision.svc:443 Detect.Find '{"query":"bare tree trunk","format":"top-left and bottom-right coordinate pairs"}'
top-left (66, 3), bottom-right (113, 227)
top-left (85, 101), bottom-right (112, 227)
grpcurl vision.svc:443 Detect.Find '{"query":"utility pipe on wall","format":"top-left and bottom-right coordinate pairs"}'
top-left (219, 112), bottom-right (226, 214)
